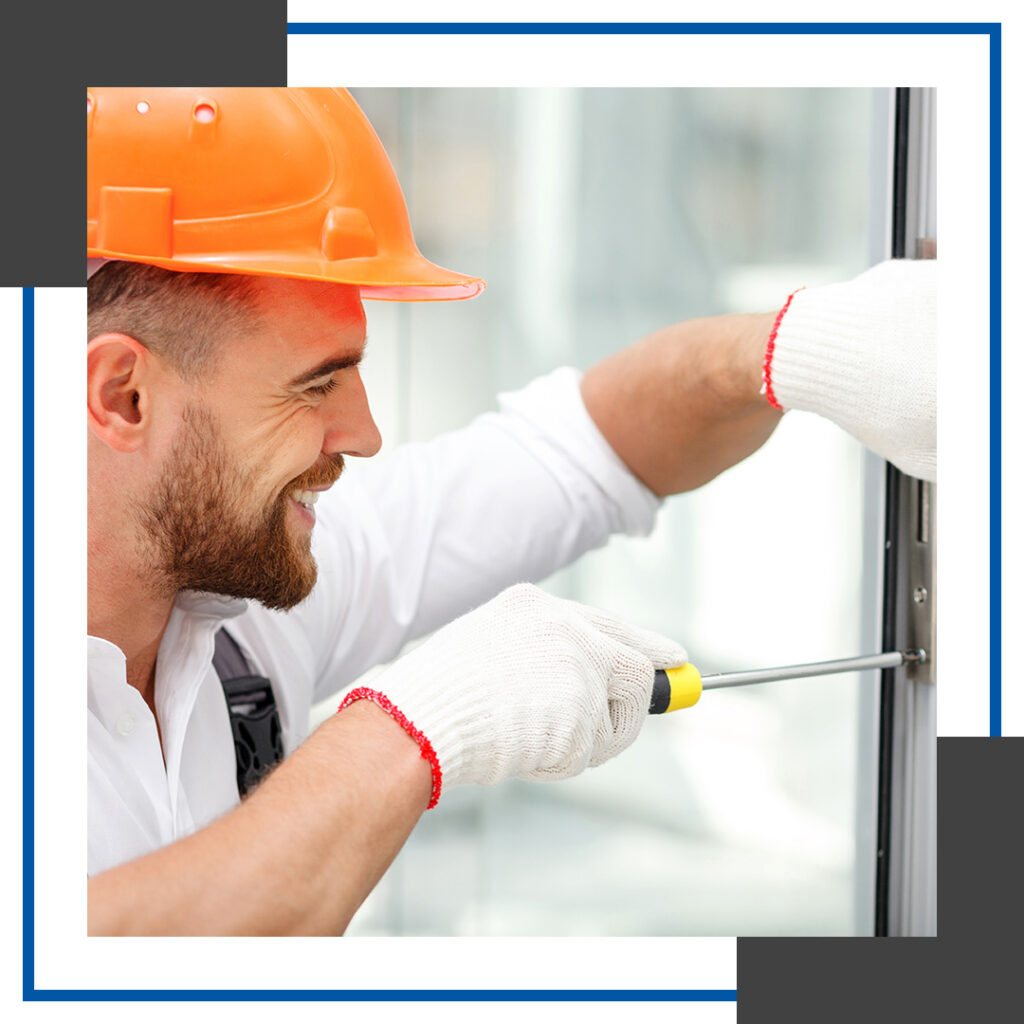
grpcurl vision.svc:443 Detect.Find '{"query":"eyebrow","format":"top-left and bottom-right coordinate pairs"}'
top-left (286, 350), bottom-right (365, 389)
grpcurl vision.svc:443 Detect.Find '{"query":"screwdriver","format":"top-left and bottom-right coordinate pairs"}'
top-left (648, 649), bottom-right (927, 714)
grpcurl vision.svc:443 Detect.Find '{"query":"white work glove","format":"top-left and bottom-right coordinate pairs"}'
top-left (340, 583), bottom-right (687, 807)
top-left (762, 259), bottom-right (936, 481)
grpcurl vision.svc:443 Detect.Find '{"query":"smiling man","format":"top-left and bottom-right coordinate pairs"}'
top-left (90, 272), bottom-right (374, 621)
top-left (86, 87), bottom-right (935, 935)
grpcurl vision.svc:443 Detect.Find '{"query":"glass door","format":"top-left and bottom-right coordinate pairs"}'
top-left (321, 87), bottom-right (897, 936)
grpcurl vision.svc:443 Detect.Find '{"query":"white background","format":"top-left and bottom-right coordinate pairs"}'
top-left (1, 2), bottom-right (1019, 1017)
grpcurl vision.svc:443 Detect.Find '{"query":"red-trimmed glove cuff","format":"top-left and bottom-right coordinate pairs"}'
top-left (338, 687), bottom-right (443, 809)
top-left (761, 286), bottom-right (805, 410)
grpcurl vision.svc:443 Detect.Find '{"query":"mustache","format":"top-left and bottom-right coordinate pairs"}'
top-left (287, 453), bottom-right (345, 493)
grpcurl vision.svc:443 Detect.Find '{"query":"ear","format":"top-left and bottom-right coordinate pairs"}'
top-left (87, 333), bottom-right (153, 453)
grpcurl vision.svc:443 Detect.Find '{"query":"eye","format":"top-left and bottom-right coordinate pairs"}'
top-left (305, 377), bottom-right (340, 398)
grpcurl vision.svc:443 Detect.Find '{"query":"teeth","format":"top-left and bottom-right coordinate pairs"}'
top-left (290, 489), bottom-right (320, 509)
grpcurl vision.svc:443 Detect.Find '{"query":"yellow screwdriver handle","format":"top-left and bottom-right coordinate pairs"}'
top-left (649, 664), bottom-right (703, 714)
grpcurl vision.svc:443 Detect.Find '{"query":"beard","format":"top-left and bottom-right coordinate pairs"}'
top-left (132, 403), bottom-right (343, 611)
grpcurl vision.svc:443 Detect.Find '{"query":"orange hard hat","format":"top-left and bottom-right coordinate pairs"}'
top-left (86, 87), bottom-right (484, 301)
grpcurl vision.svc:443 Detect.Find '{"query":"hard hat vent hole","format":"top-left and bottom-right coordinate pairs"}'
top-left (194, 103), bottom-right (216, 123)
top-left (136, 101), bottom-right (150, 114)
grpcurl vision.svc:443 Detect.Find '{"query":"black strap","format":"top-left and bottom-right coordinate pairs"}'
top-left (213, 628), bottom-right (284, 798)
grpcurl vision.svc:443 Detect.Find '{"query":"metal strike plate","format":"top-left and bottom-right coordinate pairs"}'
top-left (915, 238), bottom-right (937, 259)
top-left (906, 478), bottom-right (936, 683)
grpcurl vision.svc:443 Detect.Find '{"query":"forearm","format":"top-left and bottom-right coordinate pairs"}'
top-left (580, 312), bottom-right (779, 496)
top-left (87, 701), bottom-right (432, 936)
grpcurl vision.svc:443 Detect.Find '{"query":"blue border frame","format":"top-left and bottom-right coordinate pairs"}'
top-left (290, 21), bottom-right (994, 35)
top-left (23, 286), bottom-right (35, 1001)
top-left (989, 28), bottom-right (1002, 738)
top-left (29, 18), bottom-right (1001, 1003)
top-left (25, 990), bottom-right (737, 1003)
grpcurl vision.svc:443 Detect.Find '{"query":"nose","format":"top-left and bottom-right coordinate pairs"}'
top-left (322, 370), bottom-right (382, 458)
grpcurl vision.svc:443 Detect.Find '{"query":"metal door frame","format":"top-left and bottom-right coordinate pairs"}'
top-left (874, 86), bottom-right (937, 937)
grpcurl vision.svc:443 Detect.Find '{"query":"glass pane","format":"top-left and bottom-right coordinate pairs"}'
top-left (323, 88), bottom-right (886, 936)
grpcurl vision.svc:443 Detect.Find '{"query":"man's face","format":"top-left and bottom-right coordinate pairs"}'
top-left (133, 278), bottom-right (380, 610)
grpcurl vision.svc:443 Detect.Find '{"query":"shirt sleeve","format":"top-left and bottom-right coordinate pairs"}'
top-left (293, 366), bottom-right (661, 699)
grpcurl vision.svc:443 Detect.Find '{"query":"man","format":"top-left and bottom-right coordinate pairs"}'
top-left (86, 87), bottom-right (935, 934)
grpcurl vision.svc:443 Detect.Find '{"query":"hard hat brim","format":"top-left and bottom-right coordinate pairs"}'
top-left (86, 248), bottom-right (485, 302)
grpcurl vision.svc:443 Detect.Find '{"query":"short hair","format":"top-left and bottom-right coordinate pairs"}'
top-left (87, 262), bottom-right (263, 381)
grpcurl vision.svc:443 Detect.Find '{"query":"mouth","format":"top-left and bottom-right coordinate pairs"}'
top-left (284, 455), bottom-right (344, 531)
top-left (287, 485), bottom-right (330, 530)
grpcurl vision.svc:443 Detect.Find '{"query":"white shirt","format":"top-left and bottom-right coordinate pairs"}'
top-left (87, 368), bottom-right (660, 876)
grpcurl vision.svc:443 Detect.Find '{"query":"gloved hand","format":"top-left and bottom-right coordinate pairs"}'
top-left (762, 259), bottom-right (936, 481)
top-left (339, 583), bottom-right (687, 807)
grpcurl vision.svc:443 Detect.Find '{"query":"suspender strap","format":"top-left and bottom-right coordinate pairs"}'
top-left (213, 628), bottom-right (284, 798)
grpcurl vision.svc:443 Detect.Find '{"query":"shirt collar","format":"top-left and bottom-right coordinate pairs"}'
top-left (173, 590), bottom-right (249, 621)
top-left (88, 592), bottom-right (248, 718)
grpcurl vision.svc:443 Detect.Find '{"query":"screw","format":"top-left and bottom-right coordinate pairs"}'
top-left (913, 586), bottom-right (928, 603)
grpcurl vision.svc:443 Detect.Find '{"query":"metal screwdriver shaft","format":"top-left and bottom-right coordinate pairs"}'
top-left (701, 649), bottom-right (926, 690)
